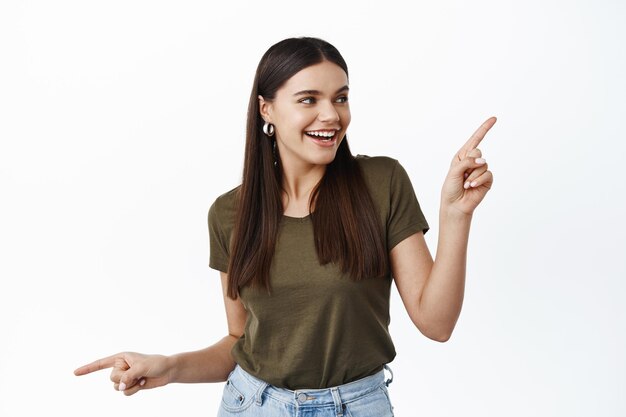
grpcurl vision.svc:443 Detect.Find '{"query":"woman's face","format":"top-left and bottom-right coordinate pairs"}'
top-left (259, 60), bottom-right (351, 171)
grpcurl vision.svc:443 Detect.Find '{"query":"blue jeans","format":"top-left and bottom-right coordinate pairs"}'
top-left (217, 364), bottom-right (395, 416)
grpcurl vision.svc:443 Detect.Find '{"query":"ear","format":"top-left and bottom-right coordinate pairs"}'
top-left (258, 95), bottom-right (273, 123)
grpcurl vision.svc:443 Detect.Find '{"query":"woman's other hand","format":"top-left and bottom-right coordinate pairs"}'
top-left (441, 116), bottom-right (497, 216)
top-left (74, 352), bottom-right (174, 396)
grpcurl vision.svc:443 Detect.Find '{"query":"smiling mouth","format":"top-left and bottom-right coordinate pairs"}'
top-left (304, 130), bottom-right (338, 142)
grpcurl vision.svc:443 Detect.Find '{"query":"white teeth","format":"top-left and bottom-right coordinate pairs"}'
top-left (306, 130), bottom-right (336, 138)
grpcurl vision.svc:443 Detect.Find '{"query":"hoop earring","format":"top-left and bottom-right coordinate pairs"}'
top-left (263, 122), bottom-right (275, 137)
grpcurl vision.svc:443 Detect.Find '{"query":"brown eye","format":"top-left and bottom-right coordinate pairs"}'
top-left (299, 97), bottom-right (315, 104)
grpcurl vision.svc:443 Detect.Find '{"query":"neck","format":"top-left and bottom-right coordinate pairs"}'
top-left (280, 159), bottom-right (326, 216)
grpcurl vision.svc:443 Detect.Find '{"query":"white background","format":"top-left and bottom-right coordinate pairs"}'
top-left (1, 0), bottom-right (624, 416)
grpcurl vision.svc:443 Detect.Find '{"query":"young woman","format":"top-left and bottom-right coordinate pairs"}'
top-left (75, 37), bottom-right (496, 416)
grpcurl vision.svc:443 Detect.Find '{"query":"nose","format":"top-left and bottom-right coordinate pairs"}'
top-left (317, 100), bottom-right (340, 123)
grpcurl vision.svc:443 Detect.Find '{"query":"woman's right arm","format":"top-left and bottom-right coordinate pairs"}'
top-left (74, 272), bottom-right (247, 396)
top-left (168, 272), bottom-right (246, 384)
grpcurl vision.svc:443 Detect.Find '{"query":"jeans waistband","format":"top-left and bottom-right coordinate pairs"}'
top-left (230, 364), bottom-right (393, 408)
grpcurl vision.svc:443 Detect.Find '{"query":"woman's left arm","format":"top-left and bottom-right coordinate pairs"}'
top-left (391, 117), bottom-right (497, 342)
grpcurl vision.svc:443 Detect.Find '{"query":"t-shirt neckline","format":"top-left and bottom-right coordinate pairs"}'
top-left (281, 213), bottom-right (312, 223)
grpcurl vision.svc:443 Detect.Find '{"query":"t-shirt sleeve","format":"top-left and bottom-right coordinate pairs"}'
top-left (387, 160), bottom-right (430, 250)
top-left (208, 200), bottom-right (230, 273)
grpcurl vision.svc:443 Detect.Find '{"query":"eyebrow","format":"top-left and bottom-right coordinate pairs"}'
top-left (293, 85), bottom-right (349, 97)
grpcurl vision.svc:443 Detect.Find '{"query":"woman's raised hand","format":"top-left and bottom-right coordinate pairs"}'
top-left (74, 352), bottom-right (174, 396)
top-left (440, 116), bottom-right (497, 216)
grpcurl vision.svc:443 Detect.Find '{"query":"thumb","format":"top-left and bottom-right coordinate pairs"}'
top-left (451, 156), bottom-right (486, 180)
top-left (120, 377), bottom-right (147, 396)
top-left (118, 363), bottom-right (148, 393)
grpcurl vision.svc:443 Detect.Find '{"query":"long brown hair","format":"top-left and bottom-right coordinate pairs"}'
top-left (227, 37), bottom-right (387, 299)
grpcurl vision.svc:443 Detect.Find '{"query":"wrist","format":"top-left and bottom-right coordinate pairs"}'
top-left (440, 204), bottom-right (473, 221)
top-left (165, 354), bottom-right (180, 384)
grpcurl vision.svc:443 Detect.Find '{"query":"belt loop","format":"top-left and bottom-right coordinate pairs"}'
top-left (255, 381), bottom-right (268, 406)
top-left (383, 364), bottom-right (394, 387)
top-left (330, 387), bottom-right (344, 417)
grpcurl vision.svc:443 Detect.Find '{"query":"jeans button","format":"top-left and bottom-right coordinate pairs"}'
top-left (297, 392), bottom-right (307, 403)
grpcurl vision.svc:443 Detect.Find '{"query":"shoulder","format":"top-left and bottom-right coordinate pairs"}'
top-left (208, 185), bottom-right (240, 226)
top-left (212, 185), bottom-right (240, 209)
top-left (355, 154), bottom-right (403, 185)
top-left (355, 154), bottom-right (399, 171)
top-left (354, 155), bottom-right (400, 206)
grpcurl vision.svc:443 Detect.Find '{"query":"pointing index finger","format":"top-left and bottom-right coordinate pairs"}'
top-left (457, 116), bottom-right (497, 160)
top-left (74, 354), bottom-right (120, 376)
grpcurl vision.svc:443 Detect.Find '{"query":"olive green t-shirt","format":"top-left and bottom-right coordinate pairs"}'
top-left (208, 155), bottom-right (429, 390)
